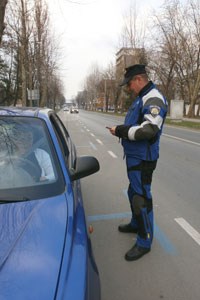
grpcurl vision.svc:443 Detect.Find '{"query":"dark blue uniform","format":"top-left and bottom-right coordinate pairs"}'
top-left (115, 81), bottom-right (168, 249)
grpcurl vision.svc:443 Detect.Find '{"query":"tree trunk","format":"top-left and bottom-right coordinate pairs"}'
top-left (197, 103), bottom-right (200, 117)
top-left (187, 102), bottom-right (195, 118)
top-left (0, 0), bottom-right (7, 45)
top-left (40, 80), bottom-right (47, 107)
top-left (20, 0), bottom-right (28, 106)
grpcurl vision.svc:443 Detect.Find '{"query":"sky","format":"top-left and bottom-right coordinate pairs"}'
top-left (47, 0), bottom-right (165, 100)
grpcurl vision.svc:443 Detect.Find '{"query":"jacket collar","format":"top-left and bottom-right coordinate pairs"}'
top-left (138, 81), bottom-right (155, 98)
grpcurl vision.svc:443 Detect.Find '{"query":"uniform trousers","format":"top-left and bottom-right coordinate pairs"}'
top-left (126, 156), bottom-right (157, 248)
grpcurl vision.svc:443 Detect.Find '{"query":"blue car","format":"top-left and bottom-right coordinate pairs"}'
top-left (0, 107), bottom-right (101, 300)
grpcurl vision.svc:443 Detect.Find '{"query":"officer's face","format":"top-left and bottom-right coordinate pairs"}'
top-left (127, 76), bottom-right (140, 94)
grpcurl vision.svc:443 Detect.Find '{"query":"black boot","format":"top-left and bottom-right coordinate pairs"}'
top-left (125, 244), bottom-right (150, 261)
top-left (118, 223), bottom-right (138, 233)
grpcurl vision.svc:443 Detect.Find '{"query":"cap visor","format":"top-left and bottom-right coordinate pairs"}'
top-left (119, 77), bottom-right (129, 87)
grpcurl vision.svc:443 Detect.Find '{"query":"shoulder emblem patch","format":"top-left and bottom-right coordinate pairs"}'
top-left (150, 106), bottom-right (160, 117)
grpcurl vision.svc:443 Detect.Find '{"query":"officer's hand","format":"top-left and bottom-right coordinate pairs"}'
top-left (109, 126), bottom-right (116, 136)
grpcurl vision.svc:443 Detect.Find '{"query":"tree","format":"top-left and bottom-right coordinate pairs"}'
top-left (0, 37), bottom-right (17, 105)
top-left (83, 64), bottom-right (102, 110)
top-left (117, 2), bottom-right (147, 112)
top-left (152, 0), bottom-right (200, 117)
top-left (0, 56), bottom-right (9, 103)
top-left (6, 0), bottom-right (34, 106)
top-left (3, 0), bottom-right (64, 108)
top-left (119, 2), bottom-right (146, 52)
top-left (101, 63), bottom-right (116, 112)
top-left (147, 44), bottom-right (176, 103)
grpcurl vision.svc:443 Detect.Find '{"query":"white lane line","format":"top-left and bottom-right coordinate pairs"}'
top-left (175, 218), bottom-right (200, 246)
top-left (89, 142), bottom-right (97, 150)
top-left (108, 151), bottom-right (117, 158)
top-left (163, 134), bottom-right (200, 147)
top-left (90, 133), bottom-right (95, 137)
top-left (96, 139), bottom-right (103, 145)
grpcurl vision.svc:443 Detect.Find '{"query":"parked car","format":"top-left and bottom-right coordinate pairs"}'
top-left (0, 107), bottom-right (101, 300)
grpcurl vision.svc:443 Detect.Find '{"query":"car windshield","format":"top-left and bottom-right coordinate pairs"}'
top-left (0, 116), bottom-right (65, 201)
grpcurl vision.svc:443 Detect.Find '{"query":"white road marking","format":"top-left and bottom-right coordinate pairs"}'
top-left (96, 139), bottom-right (103, 145)
top-left (108, 151), bottom-right (117, 158)
top-left (163, 134), bottom-right (200, 147)
top-left (175, 218), bottom-right (200, 246)
top-left (89, 142), bottom-right (97, 150)
top-left (90, 133), bottom-right (95, 137)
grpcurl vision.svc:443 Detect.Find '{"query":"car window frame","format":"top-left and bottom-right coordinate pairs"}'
top-left (49, 113), bottom-right (76, 168)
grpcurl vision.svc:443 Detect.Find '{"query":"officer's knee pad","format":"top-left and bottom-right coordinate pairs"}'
top-left (132, 194), bottom-right (145, 215)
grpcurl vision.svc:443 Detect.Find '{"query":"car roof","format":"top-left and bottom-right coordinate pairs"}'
top-left (0, 106), bottom-right (53, 118)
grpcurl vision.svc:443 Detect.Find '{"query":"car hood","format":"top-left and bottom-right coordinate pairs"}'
top-left (0, 194), bottom-right (68, 299)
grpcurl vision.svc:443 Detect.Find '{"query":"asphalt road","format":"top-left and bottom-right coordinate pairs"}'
top-left (59, 109), bottom-right (200, 300)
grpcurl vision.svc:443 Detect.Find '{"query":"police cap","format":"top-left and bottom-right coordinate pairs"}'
top-left (120, 64), bottom-right (147, 86)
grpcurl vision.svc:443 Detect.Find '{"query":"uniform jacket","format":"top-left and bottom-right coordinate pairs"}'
top-left (116, 81), bottom-right (168, 161)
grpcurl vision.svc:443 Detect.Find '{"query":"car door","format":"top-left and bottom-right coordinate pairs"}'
top-left (48, 112), bottom-right (101, 300)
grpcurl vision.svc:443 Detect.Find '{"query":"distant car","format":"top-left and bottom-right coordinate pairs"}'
top-left (63, 107), bottom-right (69, 111)
top-left (0, 106), bottom-right (101, 300)
top-left (70, 107), bottom-right (79, 113)
top-left (73, 107), bottom-right (79, 113)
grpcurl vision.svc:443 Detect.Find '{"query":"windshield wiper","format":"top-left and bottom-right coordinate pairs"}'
top-left (0, 197), bottom-right (30, 204)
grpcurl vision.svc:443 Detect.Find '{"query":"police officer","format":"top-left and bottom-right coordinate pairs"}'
top-left (108, 64), bottom-right (168, 261)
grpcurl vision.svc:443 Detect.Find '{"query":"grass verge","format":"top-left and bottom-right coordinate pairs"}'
top-left (165, 118), bottom-right (200, 130)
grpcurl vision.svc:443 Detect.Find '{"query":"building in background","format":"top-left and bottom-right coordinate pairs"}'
top-left (115, 47), bottom-right (147, 111)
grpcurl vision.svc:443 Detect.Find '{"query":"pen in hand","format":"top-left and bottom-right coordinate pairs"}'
top-left (106, 126), bottom-right (116, 135)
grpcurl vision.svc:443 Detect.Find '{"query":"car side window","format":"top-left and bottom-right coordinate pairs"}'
top-left (49, 113), bottom-right (70, 165)
top-left (0, 117), bottom-right (57, 189)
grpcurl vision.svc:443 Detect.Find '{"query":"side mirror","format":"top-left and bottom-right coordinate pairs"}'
top-left (69, 156), bottom-right (100, 181)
